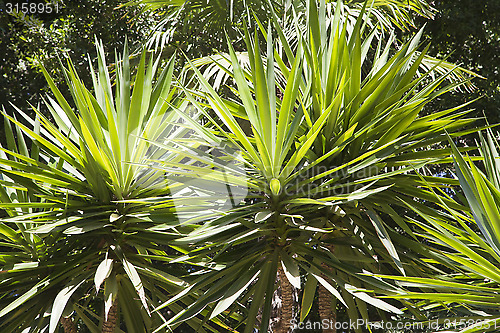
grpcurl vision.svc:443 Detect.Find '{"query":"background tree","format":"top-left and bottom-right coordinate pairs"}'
top-left (415, 0), bottom-right (500, 123)
top-left (0, 0), bottom-right (152, 124)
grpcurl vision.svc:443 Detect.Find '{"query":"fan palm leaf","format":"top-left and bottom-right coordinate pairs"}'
top-left (123, 0), bottom-right (439, 60)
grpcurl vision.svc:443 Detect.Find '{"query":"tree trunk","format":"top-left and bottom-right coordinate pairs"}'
top-left (276, 265), bottom-right (294, 333)
top-left (318, 244), bottom-right (336, 333)
top-left (60, 317), bottom-right (77, 333)
top-left (102, 301), bottom-right (118, 333)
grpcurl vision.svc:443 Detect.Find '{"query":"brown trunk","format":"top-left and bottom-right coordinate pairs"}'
top-left (60, 317), bottom-right (77, 333)
top-left (276, 265), bottom-right (294, 333)
top-left (318, 283), bottom-right (336, 333)
top-left (319, 244), bottom-right (336, 333)
top-left (102, 301), bottom-right (118, 333)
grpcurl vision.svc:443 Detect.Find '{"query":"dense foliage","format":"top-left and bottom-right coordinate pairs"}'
top-left (416, 0), bottom-right (500, 123)
top-left (0, 0), bottom-right (151, 119)
top-left (0, 0), bottom-right (499, 332)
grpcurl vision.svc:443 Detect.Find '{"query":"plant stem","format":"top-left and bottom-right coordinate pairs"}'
top-left (277, 264), bottom-right (294, 333)
top-left (102, 300), bottom-right (118, 333)
top-left (318, 244), bottom-right (336, 333)
top-left (61, 317), bottom-right (77, 333)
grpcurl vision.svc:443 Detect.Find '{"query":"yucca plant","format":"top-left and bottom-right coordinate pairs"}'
top-left (144, 0), bottom-right (479, 332)
top-left (0, 41), bottom-right (239, 332)
top-left (370, 129), bottom-right (500, 333)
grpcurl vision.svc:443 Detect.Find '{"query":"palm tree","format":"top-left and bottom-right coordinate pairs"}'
top-left (0, 41), bottom-right (235, 332)
top-left (147, 0), bottom-right (477, 331)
